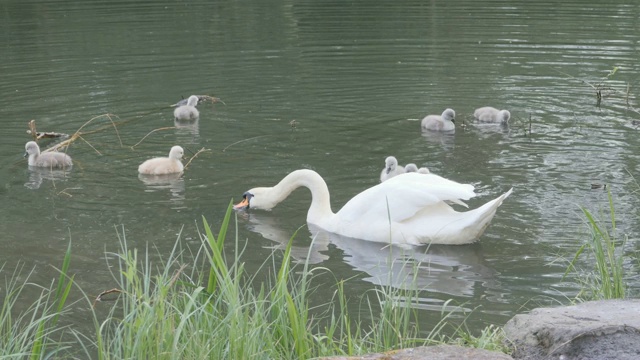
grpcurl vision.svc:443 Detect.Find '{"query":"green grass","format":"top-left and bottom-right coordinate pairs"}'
top-left (2, 202), bottom-right (520, 359)
top-left (0, 241), bottom-right (74, 359)
top-left (78, 202), bottom-right (439, 359)
top-left (564, 189), bottom-right (627, 301)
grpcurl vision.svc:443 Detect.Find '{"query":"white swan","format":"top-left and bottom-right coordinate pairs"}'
top-left (138, 146), bottom-right (184, 175)
top-left (421, 108), bottom-right (456, 132)
top-left (474, 107), bottom-right (510, 124)
top-left (234, 169), bottom-right (512, 245)
top-left (174, 95), bottom-right (199, 121)
top-left (24, 141), bottom-right (72, 169)
top-left (380, 156), bottom-right (405, 182)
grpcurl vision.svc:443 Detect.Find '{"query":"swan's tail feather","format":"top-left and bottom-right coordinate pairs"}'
top-left (467, 188), bottom-right (513, 240)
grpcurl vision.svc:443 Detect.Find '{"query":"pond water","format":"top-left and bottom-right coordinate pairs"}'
top-left (2, 0), bottom-right (640, 337)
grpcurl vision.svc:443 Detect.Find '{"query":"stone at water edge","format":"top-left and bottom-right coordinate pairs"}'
top-left (503, 299), bottom-right (640, 360)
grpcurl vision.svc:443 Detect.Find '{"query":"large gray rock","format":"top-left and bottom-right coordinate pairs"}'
top-left (504, 299), bottom-right (640, 360)
top-left (316, 344), bottom-right (512, 359)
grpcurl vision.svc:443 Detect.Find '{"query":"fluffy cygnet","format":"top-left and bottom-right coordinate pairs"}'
top-left (405, 163), bottom-right (430, 174)
top-left (380, 156), bottom-right (405, 182)
top-left (421, 108), bottom-right (456, 132)
top-left (404, 163), bottom-right (419, 173)
top-left (24, 141), bottom-right (72, 169)
top-left (138, 146), bottom-right (185, 175)
top-left (474, 107), bottom-right (510, 124)
top-left (174, 95), bottom-right (200, 121)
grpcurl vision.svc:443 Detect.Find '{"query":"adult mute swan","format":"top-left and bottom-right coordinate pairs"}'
top-left (174, 95), bottom-right (200, 121)
top-left (474, 107), bottom-right (510, 124)
top-left (421, 108), bottom-right (456, 132)
top-left (380, 156), bottom-right (405, 182)
top-left (24, 141), bottom-right (73, 169)
top-left (234, 169), bottom-right (512, 245)
top-left (138, 146), bottom-right (184, 175)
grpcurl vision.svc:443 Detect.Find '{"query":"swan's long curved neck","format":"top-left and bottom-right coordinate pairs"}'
top-left (270, 169), bottom-right (334, 223)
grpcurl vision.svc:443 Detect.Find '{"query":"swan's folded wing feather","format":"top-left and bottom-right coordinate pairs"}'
top-left (337, 173), bottom-right (476, 223)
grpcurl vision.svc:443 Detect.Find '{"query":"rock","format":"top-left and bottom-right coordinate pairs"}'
top-left (504, 299), bottom-right (640, 360)
top-left (315, 344), bottom-right (512, 360)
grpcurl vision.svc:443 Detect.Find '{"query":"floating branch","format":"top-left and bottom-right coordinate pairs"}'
top-left (39, 113), bottom-right (124, 154)
top-left (222, 134), bottom-right (272, 152)
top-left (131, 126), bottom-right (176, 149)
top-left (26, 120), bottom-right (69, 141)
top-left (183, 147), bottom-right (211, 170)
top-left (172, 95), bottom-right (225, 107)
top-left (93, 288), bottom-right (123, 307)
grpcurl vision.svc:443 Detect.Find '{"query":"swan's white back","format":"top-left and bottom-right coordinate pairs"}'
top-left (238, 169), bottom-right (512, 245)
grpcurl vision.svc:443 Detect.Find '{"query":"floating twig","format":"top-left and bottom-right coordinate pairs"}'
top-left (44, 113), bottom-right (124, 154)
top-left (131, 126), bottom-right (176, 149)
top-left (172, 95), bottom-right (225, 107)
top-left (183, 147), bottom-right (211, 170)
top-left (222, 135), bottom-right (272, 152)
top-left (168, 264), bottom-right (188, 288)
top-left (26, 120), bottom-right (70, 141)
top-left (93, 288), bottom-right (123, 307)
top-left (76, 135), bottom-right (102, 156)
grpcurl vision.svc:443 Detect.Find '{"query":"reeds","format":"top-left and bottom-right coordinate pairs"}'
top-left (0, 242), bottom-right (74, 359)
top-left (3, 203), bottom-right (510, 358)
top-left (81, 202), bottom-right (434, 359)
top-left (564, 189), bottom-right (627, 301)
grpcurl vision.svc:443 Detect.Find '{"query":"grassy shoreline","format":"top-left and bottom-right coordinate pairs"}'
top-left (1, 196), bottom-right (632, 358)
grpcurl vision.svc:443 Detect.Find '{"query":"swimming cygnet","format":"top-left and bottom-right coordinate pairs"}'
top-left (404, 163), bottom-right (418, 173)
top-left (24, 141), bottom-right (73, 169)
top-left (474, 107), bottom-right (510, 124)
top-left (380, 156), bottom-right (405, 182)
top-left (174, 95), bottom-right (200, 121)
top-left (421, 108), bottom-right (456, 132)
top-left (138, 146), bottom-right (185, 175)
top-left (405, 163), bottom-right (430, 174)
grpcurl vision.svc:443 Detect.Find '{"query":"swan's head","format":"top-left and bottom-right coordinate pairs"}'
top-left (499, 110), bottom-right (511, 123)
top-left (441, 108), bottom-right (455, 123)
top-left (24, 141), bottom-right (40, 157)
top-left (384, 156), bottom-right (398, 174)
top-left (233, 188), bottom-right (276, 211)
top-left (169, 146), bottom-right (184, 160)
top-left (187, 95), bottom-right (199, 107)
top-left (405, 163), bottom-right (418, 172)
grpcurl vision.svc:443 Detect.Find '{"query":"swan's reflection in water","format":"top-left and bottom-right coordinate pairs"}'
top-left (241, 213), bottom-right (501, 308)
top-left (138, 173), bottom-right (185, 206)
top-left (24, 167), bottom-right (73, 190)
top-left (174, 118), bottom-right (200, 145)
top-left (420, 129), bottom-right (456, 150)
top-left (239, 212), bottom-right (330, 264)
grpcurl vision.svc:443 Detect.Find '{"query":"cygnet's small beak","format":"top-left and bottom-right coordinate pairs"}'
top-left (451, 118), bottom-right (456, 124)
top-left (23, 151), bottom-right (28, 158)
top-left (233, 197), bottom-right (250, 210)
top-left (386, 167), bottom-right (392, 174)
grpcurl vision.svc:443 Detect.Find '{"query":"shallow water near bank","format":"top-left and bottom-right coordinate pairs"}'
top-left (1, 0), bottom-right (640, 336)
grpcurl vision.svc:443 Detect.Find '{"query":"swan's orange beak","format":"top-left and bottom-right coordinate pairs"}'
top-left (233, 197), bottom-right (250, 210)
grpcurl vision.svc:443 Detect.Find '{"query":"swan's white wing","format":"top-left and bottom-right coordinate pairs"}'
top-left (337, 173), bottom-right (476, 223)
